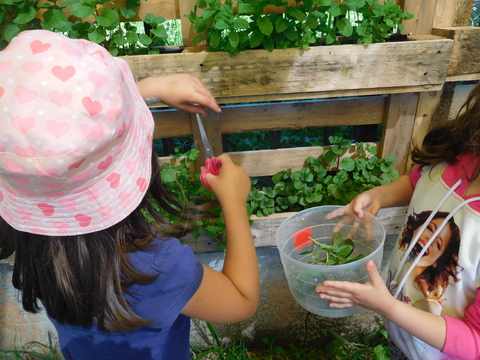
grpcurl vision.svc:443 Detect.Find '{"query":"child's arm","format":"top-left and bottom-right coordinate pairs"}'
top-left (316, 260), bottom-right (447, 350)
top-left (136, 74), bottom-right (221, 115)
top-left (180, 154), bottom-right (260, 323)
top-left (326, 174), bottom-right (414, 221)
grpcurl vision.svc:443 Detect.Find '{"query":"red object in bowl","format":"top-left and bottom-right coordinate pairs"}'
top-left (293, 226), bottom-right (313, 252)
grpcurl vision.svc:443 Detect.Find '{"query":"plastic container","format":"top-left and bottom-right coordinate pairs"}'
top-left (276, 205), bottom-right (386, 317)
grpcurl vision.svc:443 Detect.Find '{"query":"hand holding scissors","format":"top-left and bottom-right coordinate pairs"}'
top-left (196, 114), bottom-right (222, 191)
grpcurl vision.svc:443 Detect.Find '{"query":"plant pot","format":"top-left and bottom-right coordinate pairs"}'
top-left (275, 205), bottom-right (385, 318)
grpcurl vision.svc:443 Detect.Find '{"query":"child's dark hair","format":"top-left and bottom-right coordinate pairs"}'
top-left (0, 150), bottom-right (216, 332)
top-left (411, 82), bottom-right (480, 180)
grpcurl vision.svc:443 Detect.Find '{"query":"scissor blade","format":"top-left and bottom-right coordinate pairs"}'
top-left (196, 113), bottom-right (215, 158)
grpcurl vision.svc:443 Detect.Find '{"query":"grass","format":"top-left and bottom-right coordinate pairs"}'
top-left (0, 333), bottom-right (62, 360)
top-left (1, 324), bottom-right (390, 360)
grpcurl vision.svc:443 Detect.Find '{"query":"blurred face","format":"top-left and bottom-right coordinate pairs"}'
top-left (412, 218), bottom-right (452, 267)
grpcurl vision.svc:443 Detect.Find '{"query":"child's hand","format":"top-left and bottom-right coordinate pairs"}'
top-left (326, 188), bottom-right (382, 221)
top-left (136, 74), bottom-right (221, 115)
top-left (315, 260), bottom-right (395, 314)
top-left (204, 154), bottom-right (250, 207)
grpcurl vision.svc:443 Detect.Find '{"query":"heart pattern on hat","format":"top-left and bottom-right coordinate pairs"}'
top-left (0, 30), bottom-right (154, 236)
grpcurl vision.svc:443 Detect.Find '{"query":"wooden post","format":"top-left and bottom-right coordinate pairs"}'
top-left (379, 93), bottom-right (420, 175)
top-left (193, 109), bottom-right (223, 172)
top-left (178, 0), bottom-right (198, 48)
top-left (405, 90), bottom-right (443, 173)
top-left (400, 0), bottom-right (474, 35)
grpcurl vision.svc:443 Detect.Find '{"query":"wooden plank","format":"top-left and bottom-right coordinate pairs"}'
top-left (380, 93), bottom-right (419, 175)
top-left (121, 38), bottom-right (453, 100)
top-left (449, 84), bottom-right (476, 119)
top-left (179, 0), bottom-right (197, 47)
top-left (182, 206), bottom-right (409, 252)
top-left (39, 0), bottom-right (179, 22)
top-left (400, 0), bottom-right (437, 35)
top-left (400, 0), bottom-right (474, 35)
top-left (405, 90), bottom-right (443, 173)
top-left (433, 0), bottom-right (474, 28)
top-left (192, 109), bottom-right (223, 169)
top-left (159, 143), bottom-right (379, 177)
top-left (432, 27), bottom-right (480, 76)
top-left (447, 73), bottom-right (480, 82)
top-left (4, 205), bottom-right (408, 256)
top-left (151, 96), bottom-right (386, 138)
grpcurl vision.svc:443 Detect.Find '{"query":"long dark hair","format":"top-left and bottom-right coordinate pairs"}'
top-left (411, 82), bottom-right (480, 180)
top-left (399, 211), bottom-right (461, 299)
top-left (0, 150), bottom-right (217, 332)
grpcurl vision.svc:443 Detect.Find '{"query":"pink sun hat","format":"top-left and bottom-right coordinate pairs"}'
top-left (0, 30), bottom-right (154, 236)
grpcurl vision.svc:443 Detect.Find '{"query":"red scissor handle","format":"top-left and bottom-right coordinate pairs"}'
top-left (200, 157), bottom-right (222, 191)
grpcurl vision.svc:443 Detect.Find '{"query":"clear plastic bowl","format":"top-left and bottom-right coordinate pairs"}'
top-left (276, 205), bottom-right (386, 317)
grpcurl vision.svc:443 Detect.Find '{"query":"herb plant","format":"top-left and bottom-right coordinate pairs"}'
top-left (187, 0), bottom-right (414, 56)
top-left (0, 0), bottom-right (170, 54)
top-left (248, 135), bottom-right (399, 217)
top-left (301, 232), bottom-right (365, 266)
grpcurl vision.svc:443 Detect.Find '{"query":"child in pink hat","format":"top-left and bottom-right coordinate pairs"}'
top-left (0, 30), bottom-right (259, 359)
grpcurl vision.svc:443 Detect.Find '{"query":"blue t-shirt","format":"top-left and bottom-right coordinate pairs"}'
top-left (49, 238), bottom-right (204, 360)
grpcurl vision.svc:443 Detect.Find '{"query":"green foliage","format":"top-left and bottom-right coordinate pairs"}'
top-left (301, 232), bottom-right (365, 266)
top-left (157, 148), bottom-right (228, 250)
top-left (191, 323), bottom-right (253, 360)
top-left (187, 0), bottom-right (414, 55)
top-left (0, 0), bottom-right (171, 54)
top-left (326, 326), bottom-right (391, 360)
top-left (248, 136), bottom-right (399, 217)
top-left (0, 332), bottom-right (63, 360)
top-left (191, 321), bottom-right (391, 359)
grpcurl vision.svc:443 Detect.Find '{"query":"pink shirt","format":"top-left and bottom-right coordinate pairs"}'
top-left (408, 154), bottom-right (480, 358)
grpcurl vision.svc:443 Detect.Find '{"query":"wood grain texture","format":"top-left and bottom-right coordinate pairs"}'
top-left (401, 0), bottom-right (474, 35)
top-left (432, 27), bottom-right (480, 76)
top-left (182, 206), bottom-right (409, 252)
top-left (121, 38), bottom-right (453, 101)
top-left (380, 93), bottom-right (420, 175)
top-left (151, 96), bottom-right (386, 138)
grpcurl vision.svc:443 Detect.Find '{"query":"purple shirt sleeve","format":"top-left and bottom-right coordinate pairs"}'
top-left (442, 289), bottom-right (480, 358)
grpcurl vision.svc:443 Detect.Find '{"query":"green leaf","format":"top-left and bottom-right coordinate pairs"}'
top-left (233, 17), bottom-right (249, 30)
top-left (139, 33), bottom-right (153, 46)
top-left (214, 19), bottom-right (229, 30)
top-left (120, 6), bottom-right (137, 19)
top-left (336, 244), bottom-right (354, 259)
top-left (238, 3), bottom-right (258, 14)
top-left (257, 16), bottom-right (273, 36)
top-left (112, 33), bottom-right (127, 46)
top-left (228, 31), bottom-right (239, 48)
top-left (249, 29), bottom-right (264, 48)
top-left (208, 31), bottom-right (220, 47)
top-left (144, 13), bottom-right (165, 26)
top-left (275, 18), bottom-right (289, 33)
top-left (192, 34), bottom-right (205, 45)
top-left (151, 26), bottom-right (167, 39)
top-left (322, 149), bottom-right (338, 165)
top-left (13, 6), bottom-right (36, 25)
top-left (4, 23), bottom-right (21, 42)
top-left (126, 31), bottom-right (139, 44)
top-left (333, 231), bottom-right (343, 247)
top-left (328, 2), bottom-right (343, 17)
top-left (262, 36), bottom-right (274, 51)
top-left (340, 157), bottom-right (355, 171)
top-left (97, 8), bottom-right (120, 28)
top-left (286, 6), bottom-right (306, 22)
top-left (88, 28), bottom-right (106, 44)
top-left (336, 17), bottom-right (353, 37)
top-left (43, 9), bottom-right (69, 29)
top-left (70, 1), bottom-right (96, 19)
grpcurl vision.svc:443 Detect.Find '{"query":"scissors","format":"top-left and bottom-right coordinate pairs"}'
top-left (196, 113), bottom-right (222, 191)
